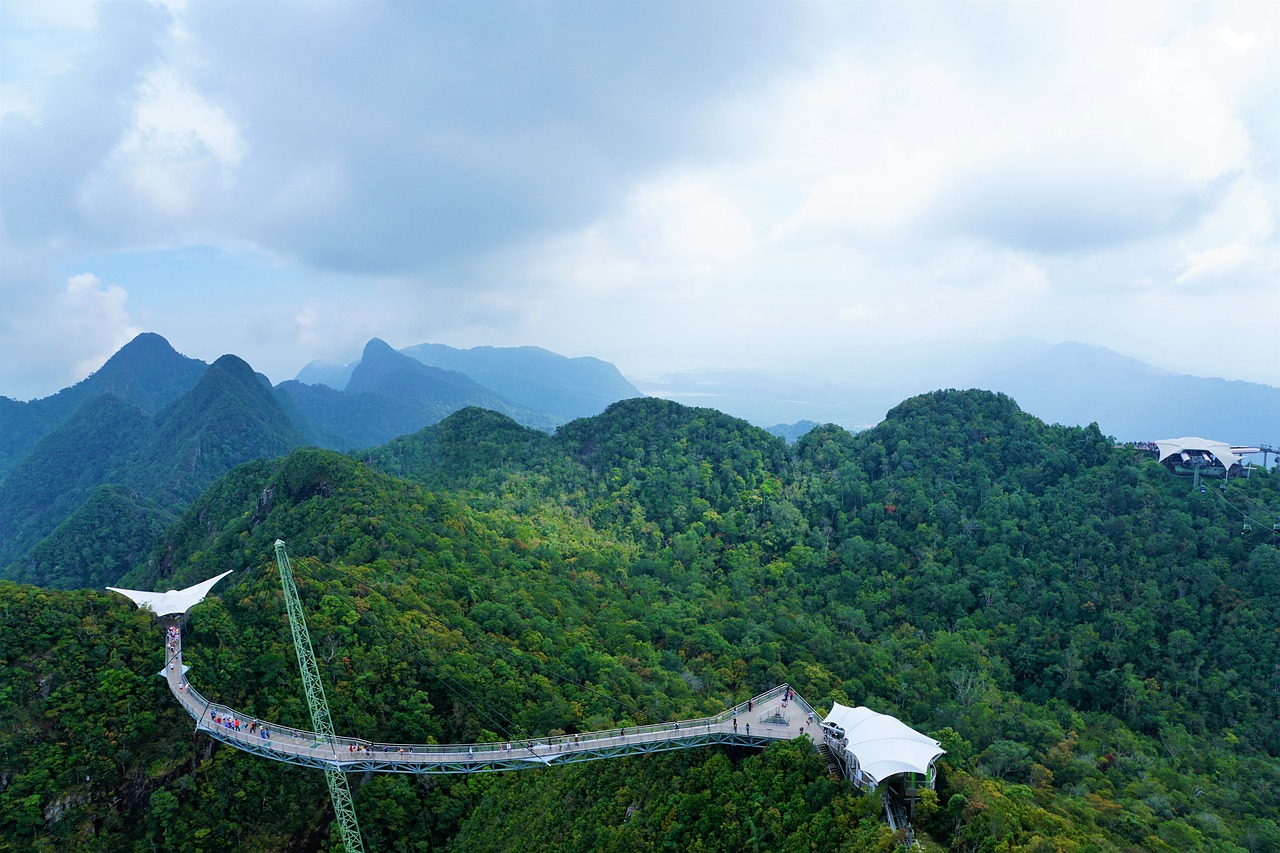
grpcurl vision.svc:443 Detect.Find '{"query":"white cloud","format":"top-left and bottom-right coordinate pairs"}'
top-left (58, 273), bottom-right (141, 376)
top-left (0, 1), bottom-right (1277, 394)
top-left (538, 173), bottom-right (756, 295)
top-left (0, 270), bottom-right (140, 399)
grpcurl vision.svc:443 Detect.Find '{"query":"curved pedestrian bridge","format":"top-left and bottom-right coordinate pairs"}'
top-left (160, 616), bottom-right (823, 774)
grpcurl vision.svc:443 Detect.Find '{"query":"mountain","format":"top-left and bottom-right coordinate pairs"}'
top-left (1, 484), bottom-right (172, 589)
top-left (295, 340), bottom-right (640, 429)
top-left (636, 339), bottom-right (1280, 444)
top-left (0, 332), bottom-right (206, 480)
top-left (0, 393), bottom-right (154, 567)
top-left (0, 355), bottom-right (305, 586)
top-left (969, 340), bottom-right (1280, 443)
top-left (278, 338), bottom-right (558, 449)
top-left (399, 342), bottom-right (641, 422)
top-left (144, 354), bottom-right (306, 503)
top-left (9, 389), bottom-right (1275, 850)
top-left (293, 357), bottom-right (356, 390)
top-left (765, 420), bottom-right (820, 443)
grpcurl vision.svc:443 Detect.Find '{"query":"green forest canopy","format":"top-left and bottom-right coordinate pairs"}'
top-left (2, 390), bottom-right (1278, 851)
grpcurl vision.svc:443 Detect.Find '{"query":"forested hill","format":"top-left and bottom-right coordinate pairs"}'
top-left (0, 332), bottom-right (206, 480)
top-left (0, 355), bottom-right (306, 586)
top-left (2, 390), bottom-right (1278, 850)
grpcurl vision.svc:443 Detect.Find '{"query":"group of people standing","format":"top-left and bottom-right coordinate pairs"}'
top-left (209, 710), bottom-right (270, 740)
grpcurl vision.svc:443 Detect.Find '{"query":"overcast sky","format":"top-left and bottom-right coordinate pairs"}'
top-left (1, 0), bottom-right (1276, 400)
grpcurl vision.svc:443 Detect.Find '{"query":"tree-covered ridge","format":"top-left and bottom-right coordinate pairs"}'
top-left (3, 484), bottom-right (173, 590)
top-left (0, 394), bottom-right (153, 567)
top-left (0, 389), bottom-right (1277, 850)
top-left (0, 332), bottom-right (207, 482)
top-left (0, 356), bottom-right (306, 587)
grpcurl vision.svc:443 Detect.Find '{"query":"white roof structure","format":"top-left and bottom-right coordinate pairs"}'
top-left (108, 570), bottom-right (234, 618)
top-left (1155, 437), bottom-right (1241, 470)
top-left (824, 703), bottom-right (944, 785)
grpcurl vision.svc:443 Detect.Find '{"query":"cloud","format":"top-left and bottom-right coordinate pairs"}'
top-left (0, 270), bottom-right (140, 400)
top-left (0, 0), bottom-right (1276, 394)
top-left (155, 1), bottom-right (813, 273)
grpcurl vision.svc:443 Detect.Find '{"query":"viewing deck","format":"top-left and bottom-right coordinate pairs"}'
top-left (162, 618), bottom-right (824, 774)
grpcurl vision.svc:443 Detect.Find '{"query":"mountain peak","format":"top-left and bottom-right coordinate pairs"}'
top-left (208, 353), bottom-right (258, 381)
top-left (362, 338), bottom-right (398, 358)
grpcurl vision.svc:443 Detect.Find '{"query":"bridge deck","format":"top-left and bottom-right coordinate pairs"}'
top-left (162, 619), bottom-right (824, 774)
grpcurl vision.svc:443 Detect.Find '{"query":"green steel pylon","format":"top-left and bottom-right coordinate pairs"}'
top-left (275, 539), bottom-right (366, 853)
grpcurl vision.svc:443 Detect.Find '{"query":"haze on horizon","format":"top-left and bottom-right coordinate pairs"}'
top-left (0, 0), bottom-right (1276, 402)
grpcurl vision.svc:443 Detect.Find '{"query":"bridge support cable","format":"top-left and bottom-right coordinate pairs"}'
top-left (274, 540), bottom-right (366, 853)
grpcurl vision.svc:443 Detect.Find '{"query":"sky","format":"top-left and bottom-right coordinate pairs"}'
top-left (0, 0), bottom-right (1276, 401)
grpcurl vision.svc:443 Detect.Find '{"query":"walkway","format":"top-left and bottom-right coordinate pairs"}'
top-left (162, 618), bottom-right (825, 774)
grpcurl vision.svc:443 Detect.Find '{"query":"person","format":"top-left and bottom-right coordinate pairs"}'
top-left (468, 746), bottom-right (474, 758)
top-left (674, 722), bottom-right (679, 731)
top-left (733, 719), bottom-right (738, 732)
top-left (746, 724), bottom-right (750, 735)
top-left (748, 699), bottom-right (753, 711)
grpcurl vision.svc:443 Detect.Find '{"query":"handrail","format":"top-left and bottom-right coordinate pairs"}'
top-left (166, 627), bottom-right (810, 765)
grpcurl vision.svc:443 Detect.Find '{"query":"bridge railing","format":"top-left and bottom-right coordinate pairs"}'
top-left (170, 647), bottom-right (812, 762)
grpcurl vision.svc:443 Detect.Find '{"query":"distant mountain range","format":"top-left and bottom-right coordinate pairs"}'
top-left (0, 334), bottom-right (641, 586)
top-left (2, 331), bottom-right (1275, 589)
top-left (637, 339), bottom-right (1280, 446)
top-left (298, 340), bottom-right (639, 424)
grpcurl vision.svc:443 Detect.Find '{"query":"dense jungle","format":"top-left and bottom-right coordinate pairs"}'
top-left (1, 390), bottom-right (1277, 851)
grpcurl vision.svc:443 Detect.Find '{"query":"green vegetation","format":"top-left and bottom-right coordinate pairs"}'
top-left (1, 390), bottom-right (1277, 850)
top-left (0, 355), bottom-right (305, 585)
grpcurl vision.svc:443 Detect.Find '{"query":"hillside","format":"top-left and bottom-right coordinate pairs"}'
top-left (0, 393), bottom-right (153, 567)
top-left (0, 332), bottom-right (206, 480)
top-left (0, 390), bottom-right (1263, 849)
top-left (0, 356), bottom-right (306, 586)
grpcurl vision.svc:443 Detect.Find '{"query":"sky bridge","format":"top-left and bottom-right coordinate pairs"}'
top-left (160, 616), bottom-right (821, 774)
top-left (114, 552), bottom-right (940, 852)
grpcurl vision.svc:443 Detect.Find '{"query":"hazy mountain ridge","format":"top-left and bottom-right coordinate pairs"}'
top-left (399, 341), bottom-right (641, 422)
top-left (638, 339), bottom-right (1280, 444)
top-left (0, 334), bottom-right (641, 586)
top-left (297, 339), bottom-right (643, 424)
top-left (279, 338), bottom-right (560, 449)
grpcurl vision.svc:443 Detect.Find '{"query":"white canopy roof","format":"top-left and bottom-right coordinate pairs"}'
top-left (108, 570), bottom-right (234, 618)
top-left (1155, 437), bottom-right (1241, 470)
top-left (824, 703), bottom-right (944, 785)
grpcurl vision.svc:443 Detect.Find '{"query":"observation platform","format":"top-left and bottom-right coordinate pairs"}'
top-left (160, 618), bottom-right (823, 774)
